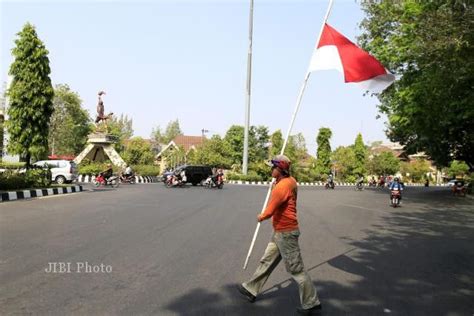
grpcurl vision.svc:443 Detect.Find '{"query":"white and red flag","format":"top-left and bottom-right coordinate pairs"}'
top-left (309, 23), bottom-right (395, 93)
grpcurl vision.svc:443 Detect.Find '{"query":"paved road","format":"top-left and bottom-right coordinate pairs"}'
top-left (1, 183), bottom-right (473, 315)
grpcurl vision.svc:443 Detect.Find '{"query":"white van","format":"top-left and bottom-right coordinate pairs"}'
top-left (33, 160), bottom-right (78, 184)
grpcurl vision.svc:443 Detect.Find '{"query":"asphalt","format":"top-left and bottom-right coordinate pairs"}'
top-left (0, 183), bottom-right (473, 315)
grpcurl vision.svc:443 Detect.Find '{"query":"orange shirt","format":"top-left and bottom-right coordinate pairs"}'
top-left (260, 176), bottom-right (298, 232)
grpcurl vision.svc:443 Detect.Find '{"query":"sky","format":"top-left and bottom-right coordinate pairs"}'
top-left (1, 0), bottom-right (390, 156)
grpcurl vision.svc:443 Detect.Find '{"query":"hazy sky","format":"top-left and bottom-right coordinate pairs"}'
top-left (1, 0), bottom-right (390, 155)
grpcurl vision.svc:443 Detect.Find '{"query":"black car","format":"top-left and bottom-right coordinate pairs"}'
top-left (174, 165), bottom-right (213, 186)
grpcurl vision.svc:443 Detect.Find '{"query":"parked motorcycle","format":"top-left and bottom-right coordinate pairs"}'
top-left (390, 189), bottom-right (401, 207)
top-left (204, 174), bottom-right (224, 189)
top-left (93, 173), bottom-right (120, 188)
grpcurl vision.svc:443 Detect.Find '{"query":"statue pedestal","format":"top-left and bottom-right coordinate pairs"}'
top-left (74, 133), bottom-right (126, 167)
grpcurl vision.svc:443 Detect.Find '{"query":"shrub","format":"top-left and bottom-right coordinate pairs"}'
top-left (0, 167), bottom-right (51, 191)
top-left (0, 161), bottom-right (25, 169)
top-left (0, 172), bottom-right (28, 190)
top-left (77, 159), bottom-right (119, 175)
top-left (226, 171), bottom-right (265, 182)
top-left (132, 165), bottom-right (161, 176)
top-left (78, 162), bottom-right (107, 175)
top-left (25, 168), bottom-right (52, 188)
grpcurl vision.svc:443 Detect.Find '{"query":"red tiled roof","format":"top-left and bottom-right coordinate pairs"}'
top-left (172, 135), bottom-right (205, 152)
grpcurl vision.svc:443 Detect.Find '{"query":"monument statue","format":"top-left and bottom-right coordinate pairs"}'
top-left (74, 91), bottom-right (125, 168)
top-left (94, 91), bottom-right (113, 129)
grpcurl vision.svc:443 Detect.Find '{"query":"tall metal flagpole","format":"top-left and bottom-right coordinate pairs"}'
top-left (243, 0), bottom-right (334, 270)
top-left (242, 0), bottom-right (254, 175)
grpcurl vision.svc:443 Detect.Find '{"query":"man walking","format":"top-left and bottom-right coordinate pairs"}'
top-left (238, 155), bottom-right (321, 315)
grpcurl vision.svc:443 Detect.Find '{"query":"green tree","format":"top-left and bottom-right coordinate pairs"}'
top-left (49, 84), bottom-right (91, 155)
top-left (163, 145), bottom-right (186, 169)
top-left (270, 130), bottom-right (283, 157)
top-left (150, 119), bottom-right (183, 144)
top-left (359, 1), bottom-right (474, 169)
top-left (332, 146), bottom-right (356, 181)
top-left (283, 133), bottom-right (309, 181)
top-left (191, 135), bottom-right (232, 168)
top-left (401, 159), bottom-right (431, 182)
top-left (315, 127), bottom-right (332, 176)
top-left (352, 133), bottom-right (367, 176)
top-left (368, 151), bottom-right (400, 176)
top-left (122, 137), bottom-right (154, 165)
top-left (253, 125), bottom-right (270, 161)
top-left (6, 23), bottom-right (54, 166)
top-left (447, 160), bottom-right (469, 178)
top-left (0, 82), bottom-right (6, 156)
top-left (108, 114), bottom-right (133, 153)
top-left (150, 125), bottom-right (164, 144)
top-left (223, 125), bottom-right (267, 164)
top-left (164, 119), bottom-right (183, 143)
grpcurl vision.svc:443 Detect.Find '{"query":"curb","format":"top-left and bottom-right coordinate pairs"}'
top-left (227, 181), bottom-right (448, 187)
top-left (0, 185), bottom-right (83, 202)
top-left (77, 175), bottom-right (159, 184)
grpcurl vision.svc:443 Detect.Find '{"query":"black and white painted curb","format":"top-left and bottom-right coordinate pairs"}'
top-left (227, 180), bottom-right (448, 187)
top-left (76, 175), bottom-right (159, 183)
top-left (1, 185), bottom-right (83, 202)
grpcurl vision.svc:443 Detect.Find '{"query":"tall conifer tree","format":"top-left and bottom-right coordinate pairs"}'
top-left (7, 23), bottom-right (54, 166)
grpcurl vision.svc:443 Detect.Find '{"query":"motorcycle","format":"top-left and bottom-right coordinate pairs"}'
top-left (204, 174), bottom-right (224, 189)
top-left (452, 184), bottom-right (466, 197)
top-left (325, 181), bottom-right (335, 189)
top-left (355, 182), bottom-right (364, 191)
top-left (93, 173), bottom-right (120, 188)
top-left (390, 189), bottom-right (401, 207)
top-left (165, 174), bottom-right (185, 188)
top-left (368, 179), bottom-right (377, 187)
top-left (120, 173), bottom-right (135, 184)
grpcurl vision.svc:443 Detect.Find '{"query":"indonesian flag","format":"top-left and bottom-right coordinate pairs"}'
top-left (309, 23), bottom-right (395, 93)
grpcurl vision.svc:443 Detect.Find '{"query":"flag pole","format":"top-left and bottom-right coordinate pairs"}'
top-left (242, 0), bottom-right (254, 175)
top-left (243, 0), bottom-right (335, 270)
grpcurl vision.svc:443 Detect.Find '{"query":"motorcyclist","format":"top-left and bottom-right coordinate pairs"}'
top-left (356, 175), bottom-right (364, 188)
top-left (101, 163), bottom-right (113, 181)
top-left (389, 177), bottom-right (403, 200)
top-left (122, 165), bottom-right (133, 180)
top-left (212, 168), bottom-right (224, 186)
top-left (124, 165), bottom-right (133, 177)
top-left (328, 173), bottom-right (334, 184)
top-left (378, 175), bottom-right (385, 187)
top-left (180, 170), bottom-right (187, 183)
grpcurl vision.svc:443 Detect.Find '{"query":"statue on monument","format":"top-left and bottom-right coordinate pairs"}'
top-left (94, 91), bottom-right (113, 130)
top-left (73, 90), bottom-right (126, 168)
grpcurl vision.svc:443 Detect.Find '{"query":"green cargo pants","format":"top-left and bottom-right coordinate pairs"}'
top-left (242, 230), bottom-right (320, 309)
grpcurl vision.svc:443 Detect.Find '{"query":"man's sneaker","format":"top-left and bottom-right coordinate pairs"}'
top-left (296, 304), bottom-right (322, 315)
top-left (237, 284), bottom-right (256, 303)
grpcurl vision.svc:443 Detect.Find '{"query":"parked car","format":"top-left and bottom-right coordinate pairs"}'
top-left (173, 165), bottom-right (213, 186)
top-left (33, 160), bottom-right (78, 184)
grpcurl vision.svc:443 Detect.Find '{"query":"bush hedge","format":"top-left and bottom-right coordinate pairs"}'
top-left (0, 161), bottom-right (25, 169)
top-left (77, 160), bottom-right (160, 177)
top-left (0, 168), bottom-right (52, 191)
top-left (226, 172), bottom-right (266, 182)
top-left (132, 165), bottom-right (161, 177)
